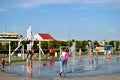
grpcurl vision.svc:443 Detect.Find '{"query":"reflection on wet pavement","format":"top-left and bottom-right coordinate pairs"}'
top-left (4, 56), bottom-right (120, 78)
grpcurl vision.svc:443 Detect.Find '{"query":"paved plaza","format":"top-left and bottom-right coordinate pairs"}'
top-left (1, 56), bottom-right (120, 80)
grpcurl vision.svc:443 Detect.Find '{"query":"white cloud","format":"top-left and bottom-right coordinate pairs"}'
top-left (16, 0), bottom-right (74, 8)
top-left (14, 0), bottom-right (120, 8)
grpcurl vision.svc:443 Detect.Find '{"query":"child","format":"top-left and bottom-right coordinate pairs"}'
top-left (26, 50), bottom-right (33, 71)
top-left (1, 58), bottom-right (5, 70)
top-left (59, 48), bottom-right (68, 77)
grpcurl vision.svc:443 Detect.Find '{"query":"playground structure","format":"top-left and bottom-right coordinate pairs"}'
top-left (7, 26), bottom-right (34, 63)
top-left (0, 41), bottom-right (11, 63)
top-left (0, 26), bottom-right (45, 63)
top-left (11, 40), bottom-right (24, 55)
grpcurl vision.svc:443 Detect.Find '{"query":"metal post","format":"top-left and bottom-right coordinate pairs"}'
top-left (9, 41), bottom-right (11, 63)
top-left (39, 40), bottom-right (41, 61)
top-left (114, 42), bottom-right (116, 54)
top-left (22, 45), bottom-right (24, 60)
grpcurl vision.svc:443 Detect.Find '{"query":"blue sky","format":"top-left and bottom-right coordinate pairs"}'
top-left (0, 0), bottom-right (120, 41)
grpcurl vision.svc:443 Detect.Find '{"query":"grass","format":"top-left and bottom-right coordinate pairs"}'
top-left (1, 51), bottom-right (114, 64)
top-left (4, 57), bottom-right (56, 64)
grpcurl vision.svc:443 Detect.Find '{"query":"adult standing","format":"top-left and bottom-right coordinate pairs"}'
top-left (49, 48), bottom-right (55, 59)
top-left (44, 49), bottom-right (48, 59)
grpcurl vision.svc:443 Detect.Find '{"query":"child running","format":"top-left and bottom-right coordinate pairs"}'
top-left (59, 48), bottom-right (69, 77)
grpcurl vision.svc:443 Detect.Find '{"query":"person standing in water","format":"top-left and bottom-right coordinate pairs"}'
top-left (95, 49), bottom-right (99, 64)
top-left (49, 48), bottom-right (55, 59)
top-left (104, 50), bottom-right (107, 62)
top-left (59, 48), bottom-right (68, 77)
top-left (79, 48), bottom-right (82, 58)
top-left (26, 50), bottom-right (33, 71)
top-left (1, 58), bottom-right (5, 71)
top-left (88, 48), bottom-right (93, 64)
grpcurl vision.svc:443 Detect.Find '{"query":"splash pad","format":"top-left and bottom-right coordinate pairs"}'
top-left (4, 56), bottom-right (120, 78)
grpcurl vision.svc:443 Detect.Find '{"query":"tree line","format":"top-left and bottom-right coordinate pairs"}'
top-left (0, 40), bottom-right (120, 54)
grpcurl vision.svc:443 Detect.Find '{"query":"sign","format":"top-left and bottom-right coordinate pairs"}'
top-left (104, 46), bottom-right (112, 50)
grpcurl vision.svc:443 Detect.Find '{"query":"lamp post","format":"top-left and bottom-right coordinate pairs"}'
top-left (68, 28), bottom-right (70, 48)
top-left (68, 27), bottom-right (72, 56)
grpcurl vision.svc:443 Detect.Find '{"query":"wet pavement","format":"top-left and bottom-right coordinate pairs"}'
top-left (4, 56), bottom-right (120, 78)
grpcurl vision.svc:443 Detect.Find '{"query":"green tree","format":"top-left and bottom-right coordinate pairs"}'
top-left (109, 40), bottom-right (114, 47)
top-left (76, 40), bottom-right (82, 51)
top-left (82, 40), bottom-right (89, 51)
top-left (94, 40), bottom-right (100, 47)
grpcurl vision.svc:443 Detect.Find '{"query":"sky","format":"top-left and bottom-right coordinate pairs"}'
top-left (0, 0), bottom-right (120, 41)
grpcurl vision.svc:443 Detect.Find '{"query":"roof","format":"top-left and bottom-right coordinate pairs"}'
top-left (0, 32), bottom-right (19, 35)
top-left (38, 33), bottom-right (54, 40)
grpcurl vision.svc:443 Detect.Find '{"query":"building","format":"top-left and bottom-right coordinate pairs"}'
top-left (0, 32), bottom-right (23, 41)
top-left (34, 33), bottom-right (55, 41)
